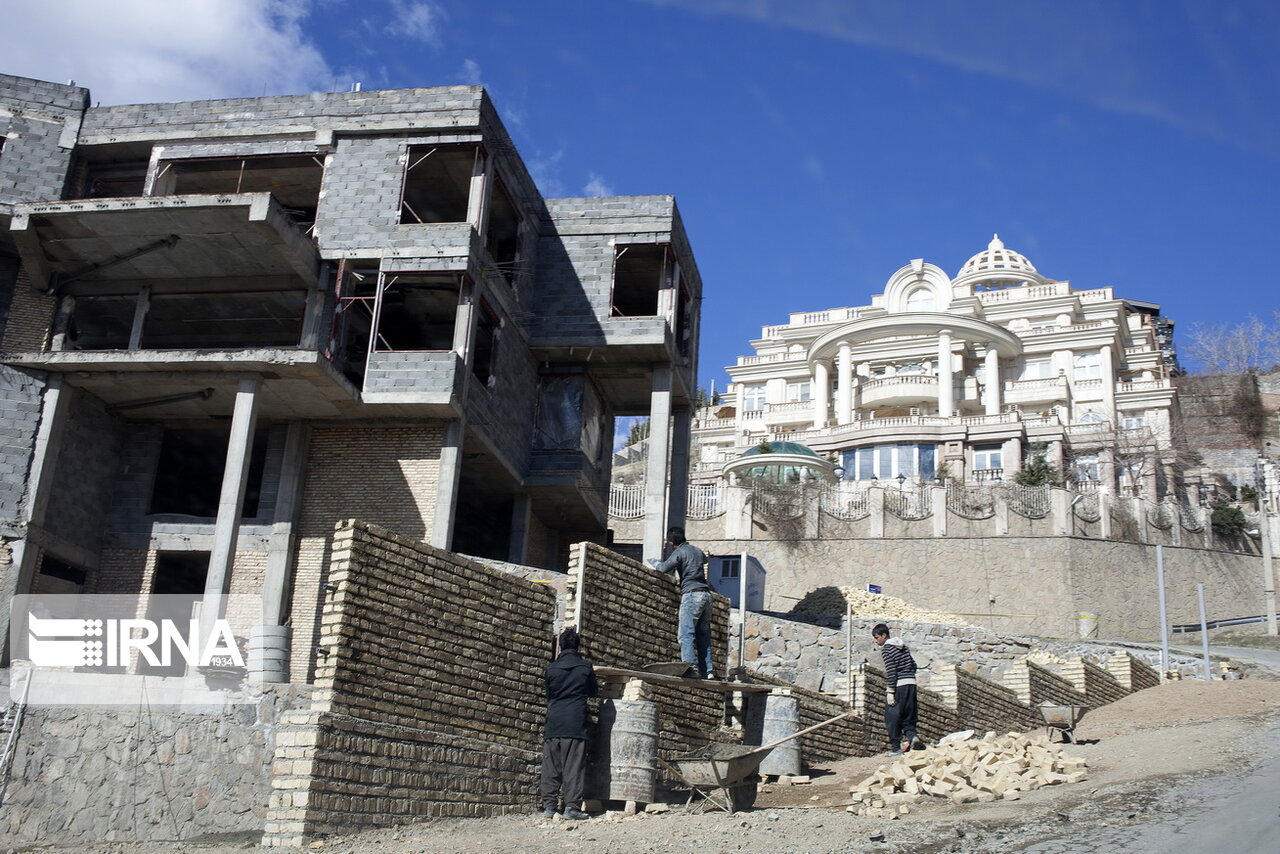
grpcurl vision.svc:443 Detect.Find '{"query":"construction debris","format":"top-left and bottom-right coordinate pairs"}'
top-left (790, 587), bottom-right (972, 626)
top-left (845, 731), bottom-right (1087, 816)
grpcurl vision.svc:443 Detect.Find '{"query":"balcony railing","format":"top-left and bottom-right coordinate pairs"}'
top-left (1116, 379), bottom-right (1172, 393)
top-left (971, 468), bottom-right (1004, 483)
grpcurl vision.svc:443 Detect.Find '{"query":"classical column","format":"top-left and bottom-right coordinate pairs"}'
top-left (836, 343), bottom-right (853, 425)
top-left (1100, 344), bottom-right (1117, 423)
top-left (812, 359), bottom-right (831, 429)
top-left (984, 343), bottom-right (1001, 415)
top-left (643, 365), bottom-right (674, 563)
top-left (937, 329), bottom-right (954, 417)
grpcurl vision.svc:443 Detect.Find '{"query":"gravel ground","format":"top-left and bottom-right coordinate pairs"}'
top-left (7, 681), bottom-right (1280, 854)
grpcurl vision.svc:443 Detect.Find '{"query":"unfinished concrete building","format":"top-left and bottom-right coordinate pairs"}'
top-left (0, 73), bottom-right (702, 680)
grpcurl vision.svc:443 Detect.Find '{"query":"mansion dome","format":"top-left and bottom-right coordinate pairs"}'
top-left (958, 234), bottom-right (1037, 278)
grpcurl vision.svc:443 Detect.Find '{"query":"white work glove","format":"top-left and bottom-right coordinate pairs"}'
top-left (885, 688), bottom-right (896, 707)
top-left (647, 559), bottom-right (660, 569)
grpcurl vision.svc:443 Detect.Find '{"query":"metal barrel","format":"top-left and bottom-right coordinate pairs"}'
top-left (247, 625), bottom-right (291, 683)
top-left (588, 698), bottom-right (658, 803)
top-left (757, 693), bottom-right (801, 776)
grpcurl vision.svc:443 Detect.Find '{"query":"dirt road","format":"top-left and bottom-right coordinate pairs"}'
top-left (15, 680), bottom-right (1280, 854)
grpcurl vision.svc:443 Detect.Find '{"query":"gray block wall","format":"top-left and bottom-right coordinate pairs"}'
top-left (0, 74), bottom-right (88, 210)
top-left (41, 388), bottom-right (125, 557)
top-left (0, 367), bottom-right (42, 521)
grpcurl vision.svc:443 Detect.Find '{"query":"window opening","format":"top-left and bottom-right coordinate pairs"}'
top-left (972, 444), bottom-right (1003, 471)
top-left (719, 556), bottom-right (741, 579)
top-left (151, 552), bottom-right (210, 595)
top-left (742, 384), bottom-right (766, 411)
top-left (141, 290), bottom-right (305, 349)
top-left (1073, 351), bottom-right (1102, 380)
top-left (905, 287), bottom-right (935, 312)
top-left (611, 244), bottom-right (667, 317)
top-left (843, 444), bottom-right (938, 481)
top-left (400, 144), bottom-right (477, 224)
top-left (79, 160), bottom-right (149, 198)
top-left (166, 154), bottom-right (325, 229)
top-left (372, 273), bottom-right (461, 352)
top-left (1021, 358), bottom-right (1053, 380)
top-left (329, 263), bottom-right (378, 383)
top-left (471, 300), bottom-right (499, 385)
top-left (675, 275), bottom-right (693, 357)
top-left (785, 380), bottom-right (811, 402)
top-left (149, 427), bottom-right (268, 518)
top-left (68, 294), bottom-right (137, 350)
top-left (1072, 454), bottom-right (1100, 483)
top-left (36, 556), bottom-right (87, 595)
top-left (485, 176), bottom-right (522, 285)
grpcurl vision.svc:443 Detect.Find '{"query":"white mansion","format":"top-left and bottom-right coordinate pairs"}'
top-left (692, 236), bottom-right (1180, 498)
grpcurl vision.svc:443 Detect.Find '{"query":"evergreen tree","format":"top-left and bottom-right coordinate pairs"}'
top-left (1013, 443), bottom-right (1062, 487)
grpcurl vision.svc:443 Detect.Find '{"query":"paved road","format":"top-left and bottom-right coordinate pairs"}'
top-left (1008, 721), bottom-right (1280, 853)
top-left (1208, 644), bottom-right (1280, 674)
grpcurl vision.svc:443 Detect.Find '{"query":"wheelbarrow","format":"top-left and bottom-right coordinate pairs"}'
top-left (1037, 702), bottom-right (1089, 744)
top-left (657, 711), bottom-right (852, 814)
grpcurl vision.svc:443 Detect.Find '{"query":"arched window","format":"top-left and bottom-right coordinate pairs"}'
top-left (905, 287), bottom-right (935, 312)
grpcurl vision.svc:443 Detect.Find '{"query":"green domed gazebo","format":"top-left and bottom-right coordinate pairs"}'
top-left (721, 440), bottom-right (836, 484)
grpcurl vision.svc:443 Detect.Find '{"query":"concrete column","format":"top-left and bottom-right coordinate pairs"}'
top-left (1131, 496), bottom-right (1150, 543)
top-left (261, 422), bottom-right (309, 626)
top-left (507, 491), bottom-right (532, 565)
top-left (204, 378), bottom-right (260, 602)
top-left (836, 342), bottom-right (853, 425)
top-left (1052, 487), bottom-right (1071, 536)
top-left (643, 365), bottom-right (674, 563)
top-left (667, 404), bottom-right (692, 532)
top-left (128, 286), bottom-right (151, 351)
top-left (931, 485), bottom-right (947, 537)
top-left (937, 329), bottom-right (954, 416)
top-left (1098, 491), bottom-right (1112, 539)
top-left (812, 360), bottom-right (831, 429)
top-left (0, 376), bottom-right (70, 663)
top-left (984, 343), bottom-right (1001, 415)
top-left (994, 489), bottom-right (1010, 536)
top-left (431, 419), bottom-right (465, 550)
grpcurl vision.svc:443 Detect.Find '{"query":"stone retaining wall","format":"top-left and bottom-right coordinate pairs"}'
top-left (0, 686), bottom-right (309, 846)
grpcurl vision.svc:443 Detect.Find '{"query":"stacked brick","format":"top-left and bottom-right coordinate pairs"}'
top-left (1107, 651), bottom-right (1160, 691)
top-left (263, 520), bottom-right (556, 846)
top-left (1059, 656), bottom-right (1128, 707)
top-left (1002, 660), bottom-right (1089, 708)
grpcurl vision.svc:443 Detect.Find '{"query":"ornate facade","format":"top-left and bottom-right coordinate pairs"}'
top-left (694, 236), bottom-right (1179, 498)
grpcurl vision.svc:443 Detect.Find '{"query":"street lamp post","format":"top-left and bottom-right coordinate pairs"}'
top-left (1258, 458), bottom-right (1277, 637)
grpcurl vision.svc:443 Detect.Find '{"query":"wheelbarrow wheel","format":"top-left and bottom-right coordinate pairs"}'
top-left (729, 779), bottom-right (758, 812)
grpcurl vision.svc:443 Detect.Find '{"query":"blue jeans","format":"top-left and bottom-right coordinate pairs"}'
top-left (678, 590), bottom-right (714, 677)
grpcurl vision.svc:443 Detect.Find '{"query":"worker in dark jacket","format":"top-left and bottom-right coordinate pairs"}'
top-left (650, 526), bottom-right (715, 679)
top-left (540, 627), bottom-right (598, 820)
top-left (873, 623), bottom-right (920, 754)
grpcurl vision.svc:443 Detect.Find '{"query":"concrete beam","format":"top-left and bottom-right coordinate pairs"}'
top-left (204, 378), bottom-right (260, 601)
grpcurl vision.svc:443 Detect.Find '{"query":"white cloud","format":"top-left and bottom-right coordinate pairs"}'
top-left (459, 59), bottom-right (482, 85)
top-left (387, 0), bottom-right (443, 45)
top-left (583, 173), bottom-right (614, 197)
top-left (526, 149), bottom-right (566, 197)
top-left (3, 0), bottom-right (335, 105)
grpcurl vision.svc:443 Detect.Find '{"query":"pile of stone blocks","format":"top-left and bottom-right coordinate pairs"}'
top-left (846, 731), bottom-right (1087, 817)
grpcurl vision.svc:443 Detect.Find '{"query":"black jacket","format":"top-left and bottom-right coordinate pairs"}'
top-left (655, 542), bottom-right (710, 594)
top-left (545, 650), bottom-right (598, 739)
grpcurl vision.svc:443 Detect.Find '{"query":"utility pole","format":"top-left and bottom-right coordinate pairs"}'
top-left (1258, 457), bottom-right (1277, 637)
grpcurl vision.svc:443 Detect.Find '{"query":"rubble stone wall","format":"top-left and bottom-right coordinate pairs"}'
top-left (0, 686), bottom-right (308, 846)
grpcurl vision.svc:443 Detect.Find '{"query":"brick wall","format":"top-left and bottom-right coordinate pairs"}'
top-left (0, 74), bottom-right (87, 210)
top-left (1107, 650), bottom-right (1160, 691)
top-left (1, 267), bottom-right (54, 353)
top-left (288, 420), bottom-right (444, 681)
top-left (263, 520), bottom-right (555, 845)
top-left (1002, 659), bottom-right (1089, 707)
top-left (566, 541), bottom-right (729, 676)
top-left (1060, 656), bottom-right (1128, 706)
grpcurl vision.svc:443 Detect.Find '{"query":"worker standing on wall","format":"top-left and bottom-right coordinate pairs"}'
top-left (649, 526), bottom-right (716, 679)
top-left (873, 623), bottom-right (921, 754)
top-left (540, 627), bottom-right (598, 820)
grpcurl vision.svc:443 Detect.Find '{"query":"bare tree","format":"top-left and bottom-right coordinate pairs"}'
top-left (1182, 311), bottom-right (1280, 375)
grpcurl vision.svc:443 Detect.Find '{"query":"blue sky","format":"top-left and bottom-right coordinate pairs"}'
top-left (7, 0), bottom-right (1280, 405)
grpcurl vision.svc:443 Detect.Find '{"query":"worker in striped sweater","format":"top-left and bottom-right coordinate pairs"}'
top-left (873, 623), bottom-right (922, 754)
